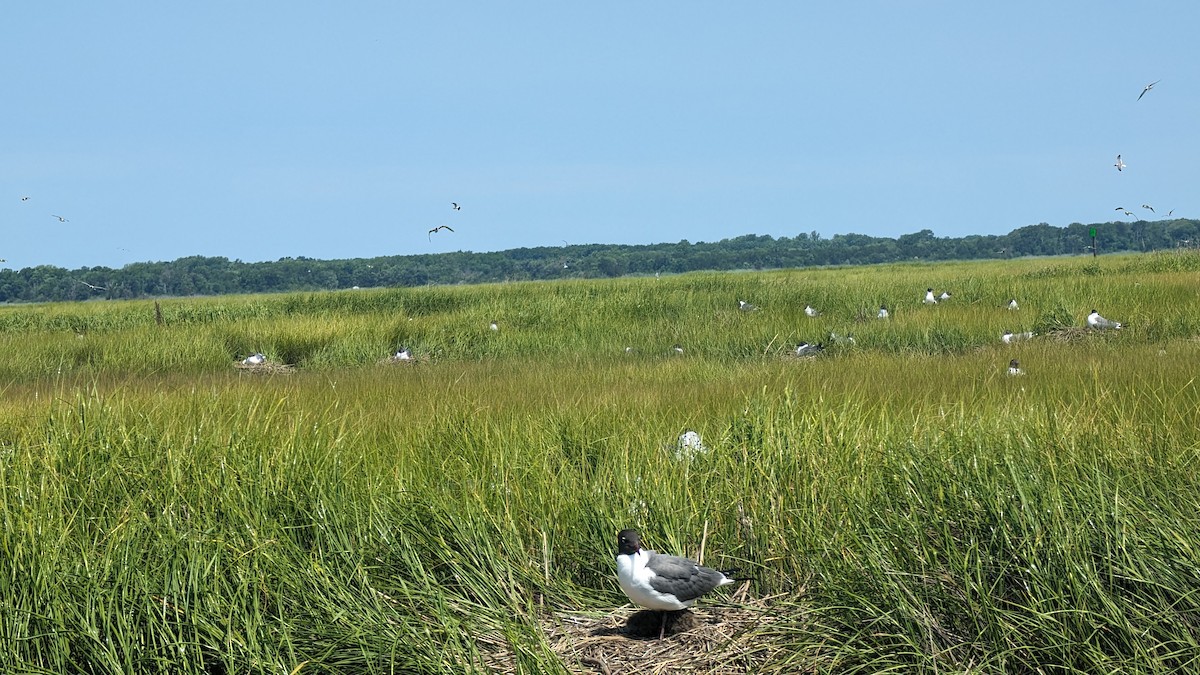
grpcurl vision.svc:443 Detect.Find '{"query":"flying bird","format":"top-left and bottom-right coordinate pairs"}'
top-left (1114, 155), bottom-right (1125, 172)
top-left (427, 225), bottom-right (454, 241)
top-left (1086, 309), bottom-right (1123, 330)
top-left (615, 529), bottom-right (743, 639)
top-left (77, 280), bottom-right (106, 292)
top-left (20, 196), bottom-right (30, 202)
top-left (1142, 204), bottom-right (1155, 213)
top-left (1137, 79), bottom-right (1160, 101)
top-left (52, 214), bottom-right (69, 222)
top-left (1120, 210), bottom-right (1134, 217)
top-left (451, 202), bottom-right (461, 211)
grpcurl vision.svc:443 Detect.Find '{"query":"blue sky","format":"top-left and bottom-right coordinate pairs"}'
top-left (3, 3), bottom-right (1195, 270)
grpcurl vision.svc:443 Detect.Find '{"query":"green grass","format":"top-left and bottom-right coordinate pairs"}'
top-left (1, 252), bottom-right (1200, 672)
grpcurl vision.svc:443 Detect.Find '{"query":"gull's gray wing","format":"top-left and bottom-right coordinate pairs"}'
top-left (644, 551), bottom-right (728, 603)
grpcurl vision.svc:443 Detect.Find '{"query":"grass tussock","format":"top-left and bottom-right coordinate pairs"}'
top-left (1, 252), bottom-right (1199, 672)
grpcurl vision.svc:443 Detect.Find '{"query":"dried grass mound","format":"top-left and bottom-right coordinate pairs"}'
top-left (1047, 326), bottom-right (1092, 342)
top-left (233, 361), bottom-right (294, 374)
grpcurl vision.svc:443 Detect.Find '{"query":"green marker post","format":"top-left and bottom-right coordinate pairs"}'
top-left (1089, 227), bottom-right (1097, 257)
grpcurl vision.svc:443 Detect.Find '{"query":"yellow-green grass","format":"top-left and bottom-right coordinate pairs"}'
top-left (1, 252), bottom-right (1199, 672)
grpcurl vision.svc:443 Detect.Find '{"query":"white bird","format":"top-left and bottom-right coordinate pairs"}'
top-left (829, 331), bottom-right (855, 345)
top-left (672, 343), bottom-right (684, 354)
top-left (489, 321), bottom-right (499, 331)
top-left (615, 529), bottom-right (741, 639)
top-left (938, 291), bottom-right (951, 300)
top-left (1137, 79), bottom-right (1160, 101)
top-left (52, 214), bottom-right (69, 223)
top-left (393, 347), bottom-right (413, 361)
top-left (674, 430), bottom-right (707, 459)
top-left (737, 300), bottom-right (758, 312)
top-left (877, 305), bottom-right (889, 319)
top-left (78, 280), bottom-right (106, 291)
top-left (1087, 309), bottom-right (1123, 330)
top-left (1002, 330), bottom-right (1035, 344)
top-left (624, 346), bottom-right (634, 354)
top-left (1007, 298), bottom-right (1019, 310)
top-left (1114, 155), bottom-right (1125, 172)
top-left (804, 305), bottom-right (819, 317)
top-left (1142, 204), bottom-right (1155, 213)
top-left (241, 353), bottom-right (266, 366)
top-left (794, 342), bottom-right (824, 357)
top-left (1007, 359), bottom-right (1024, 376)
top-left (924, 288), bottom-right (938, 304)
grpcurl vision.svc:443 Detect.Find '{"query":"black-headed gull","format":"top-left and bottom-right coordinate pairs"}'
top-left (1007, 359), bottom-right (1024, 376)
top-left (393, 347), bottom-right (413, 361)
top-left (1007, 298), bottom-right (1019, 311)
top-left (1087, 309), bottom-right (1122, 330)
top-left (451, 202), bottom-right (461, 210)
top-left (1002, 330), bottom-right (1035, 344)
top-left (804, 305), bottom-right (819, 317)
top-left (924, 288), bottom-right (938, 304)
top-left (615, 529), bottom-right (741, 638)
top-left (242, 353), bottom-right (266, 366)
top-left (737, 300), bottom-right (758, 312)
top-left (1114, 155), bottom-right (1125, 172)
top-left (794, 342), bottom-right (824, 357)
top-left (877, 305), bottom-right (889, 319)
top-left (427, 225), bottom-right (454, 241)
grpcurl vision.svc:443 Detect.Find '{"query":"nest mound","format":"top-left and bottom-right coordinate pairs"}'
top-left (483, 594), bottom-right (786, 674)
top-left (1046, 326), bottom-right (1093, 342)
top-left (233, 361), bottom-right (294, 374)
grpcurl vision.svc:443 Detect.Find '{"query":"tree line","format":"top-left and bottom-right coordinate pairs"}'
top-left (2, 218), bottom-right (1197, 303)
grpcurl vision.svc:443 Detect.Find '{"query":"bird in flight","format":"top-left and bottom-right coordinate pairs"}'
top-left (1120, 210), bottom-right (1134, 217)
top-left (427, 225), bottom-right (454, 241)
top-left (451, 202), bottom-right (461, 211)
top-left (1113, 155), bottom-right (1125, 172)
top-left (52, 214), bottom-right (69, 222)
top-left (1142, 204), bottom-right (1155, 213)
top-left (1137, 80), bottom-right (1160, 101)
top-left (20, 196), bottom-right (30, 202)
top-left (78, 280), bottom-right (107, 291)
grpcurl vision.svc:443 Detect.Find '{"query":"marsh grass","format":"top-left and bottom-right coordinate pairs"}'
top-left (2, 253), bottom-right (1200, 672)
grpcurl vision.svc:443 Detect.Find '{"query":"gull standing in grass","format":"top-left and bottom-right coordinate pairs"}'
top-left (738, 300), bottom-right (758, 312)
top-left (924, 288), bottom-right (938, 304)
top-left (804, 305), bottom-right (820, 317)
top-left (1087, 309), bottom-right (1123, 330)
top-left (877, 305), bottom-right (889, 319)
top-left (1008, 298), bottom-right (1019, 310)
top-left (938, 291), bottom-right (952, 301)
top-left (672, 343), bottom-right (684, 355)
top-left (489, 320), bottom-right (499, 331)
top-left (1007, 359), bottom-right (1024, 376)
top-left (615, 529), bottom-right (741, 639)
top-left (393, 347), bottom-right (413, 361)
top-left (674, 430), bottom-right (707, 459)
top-left (1002, 330), bottom-right (1035, 344)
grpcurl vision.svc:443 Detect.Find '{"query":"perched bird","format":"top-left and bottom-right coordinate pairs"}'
top-left (489, 320), bottom-right (500, 331)
top-left (877, 305), bottom-right (890, 319)
top-left (794, 342), bottom-right (824, 357)
top-left (241, 353), bottom-right (266, 366)
top-left (1007, 359), bottom-right (1024, 376)
top-left (938, 291), bottom-right (952, 300)
top-left (624, 346), bottom-right (634, 354)
top-left (804, 305), bottom-right (820, 317)
top-left (451, 202), bottom-right (461, 210)
top-left (1114, 155), bottom-right (1125, 172)
top-left (52, 214), bottom-right (69, 223)
top-left (672, 343), bottom-right (684, 354)
top-left (1137, 79), bottom-right (1160, 101)
top-left (924, 288), bottom-right (938, 304)
top-left (1007, 298), bottom-right (1019, 310)
top-left (393, 347), bottom-right (413, 361)
top-left (1002, 330), bottom-right (1035, 344)
top-left (615, 529), bottom-right (741, 639)
top-left (829, 331), bottom-right (856, 346)
top-left (737, 300), bottom-right (758, 312)
top-left (1087, 309), bottom-right (1123, 330)
top-left (427, 225), bottom-right (454, 241)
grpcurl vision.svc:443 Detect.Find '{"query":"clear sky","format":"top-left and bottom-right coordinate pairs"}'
top-left (3, 2), bottom-right (1195, 270)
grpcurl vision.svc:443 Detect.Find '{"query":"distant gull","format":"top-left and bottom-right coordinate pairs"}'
top-left (1142, 204), bottom-right (1155, 213)
top-left (675, 430), bottom-right (707, 459)
top-left (77, 280), bottom-right (106, 292)
top-left (20, 196), bottom-right (30, 202)
top-left (829, 331), bottom-right (855, 345)
top-left (1002, 330), bottom-right (1035, 344)
top-left (737, 300), bottom-right (758, 312)
top-left (615, 529), bottom-right (742, 639)
top-left (794, 342), bottom-right (824, 357)
top-left (1087, 309), bottom-right (1123, 330)
top-left (1007, 359), bottom-right (1024, 376)
top-left (877, 305), bottom-right (889, 319)
top-left (1114, 155), bottom-right (1125, 172)
top-left (804, 305), bottom-right (820, 317)
top-left (489, 320), bottom-right (499, 331)
top-left (451, 202), bottom-right (461, 210)
top-left (427, 225), bottom-right (454, 241)
top-left (52, 214), bottom-right (69, 223)
top-left (938, 291), bottom-right (952, 300)
top-left (1007, 298), bottom-right (1019, 310)
top-left (924, 288), bottom-right (938, 304)
top-left (672, 343), bottom-right (684, 354)
top-left (1120, 210), bottom-right (1134, 217)
top-left (393, 347), bottom-right (413, 361)
top-left (242, 353), bottom-right (266, 366)
top-left (1137, 79), bottom-right (1160, 101)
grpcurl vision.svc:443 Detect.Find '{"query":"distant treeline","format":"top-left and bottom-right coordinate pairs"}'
top-left (3, 219), bottom-right (1197, 303)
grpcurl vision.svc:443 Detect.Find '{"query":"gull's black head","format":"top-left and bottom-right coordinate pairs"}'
top-left (1010, 359), bottom-right (1020, 368)
top-left (617, 529), bottom-right (642, 556)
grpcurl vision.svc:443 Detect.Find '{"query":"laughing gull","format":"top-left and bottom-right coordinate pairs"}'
top-left (489, 320), bottom-right (500, 331)
top-left (1114, 155), bottom-right (1125, 172)
top-left (20, 196), bottom-right (30, 201)
top-left (1008, 298), bottom-right (1019, 310)
top-left (924, 288), bottom-right (938, 304)
top-left (794, 342), bottom-right (824, 357)
top-left (241, 353), bottom-right (266, 366)
top-left (938, 291), bottom-right (952, 300)
top-left (1142, 204), bottom-right (1155, 213)
top-left (1002, 330), bottom-right (1035, 344)
top-left (672, 343), bottom-right (684, 355)
top-left (804, 305), bottom-right (819, 317)
top-left (1137, 79), bottom-right (1160, 101)
top-left (451, 202), bottom-right (461, 210)
top-left (737, 300), bottom-right (758, 312)
top-left (829, 331), bottom-right (855, 346)
top-left (615, 529), bottom-right (741, 638)
top-left (1007, 359), bottom-right (1024, 376)
top-left (52, 214), bottom-right (69, 223)
top-left (427, 225), bottom-right (454, 241)
top-left (1087, 309), bottom-right (1123, 330)
top-left (877, 305), bottom-right (889, 319)
top-left (393, 347), bottom-right (413, 361)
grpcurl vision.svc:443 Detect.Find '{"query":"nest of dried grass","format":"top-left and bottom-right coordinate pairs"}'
top-left (1046, 326), bottom-right (1094, 342)
top-left (483, 593), bottom-right (786, 675)
top-left (233, 361), bottom-right (294, 374)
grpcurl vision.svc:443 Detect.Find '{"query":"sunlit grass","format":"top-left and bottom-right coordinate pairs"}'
top-left (1, 252), bottom-right (1199, 671)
